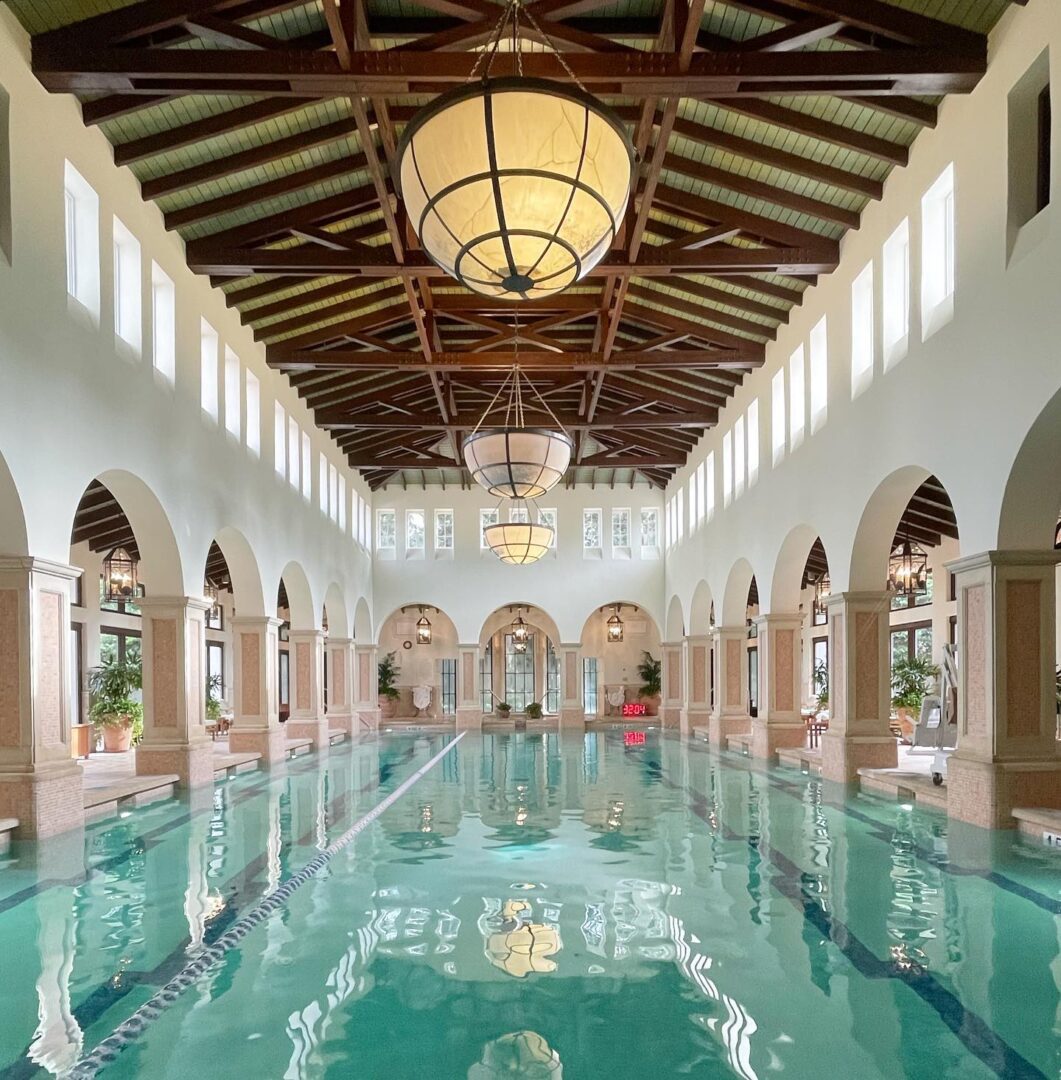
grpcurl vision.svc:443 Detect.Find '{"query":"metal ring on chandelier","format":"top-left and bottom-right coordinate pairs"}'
top-left (483, 519), bottom-right (555, 565)
top-left (463, 426), bottom-right (573, 500)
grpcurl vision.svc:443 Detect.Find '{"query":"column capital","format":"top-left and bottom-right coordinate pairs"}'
top-left (946, 548), bottom-right (1061, 575)
top-left (754, 611), bottom-right (803, 629)
top-left (288, 626), bottom-right (325, 642)
top-left (823, 590), bottom-right (890, 609)
top-left (0, 556), bottom-right (82, 580)
top-left (139, 594), bottom-right (213, 614)
top-left (682, 633), bottom-right (712, 645)
top-left (458, 642), bottom-right (481, 651)
top-left (326, 635), bottom-right (354, 647)
top-left (230, 614), bottom-right (282, 630)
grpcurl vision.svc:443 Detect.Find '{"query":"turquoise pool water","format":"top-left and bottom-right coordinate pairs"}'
top-left (0, 730), bottom-right (1058, 1079)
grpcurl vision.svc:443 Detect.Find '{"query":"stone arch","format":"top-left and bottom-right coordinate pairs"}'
top-left (323, 582), bottom-right (350, 638)
top-left (578, 601), bottom-right (662, 647)
top-left (210, 526), bottom-right (265, 617)
top-left (66, 469), bottom-right (184, 595)
top-left (0, 448), bottom-right (28, 555)
top-left (665, 594), bottom-right (684, 640)
top-left (770, 524), bottom-right (826, 613)
top-left (479, 602), bottom-right (561, 649)
top-left (277, 561), bottom-right (316, 630)
top-left (997, 385), bottom-right (1061, 549)
top-left (354, 597), bottom-right (372, 642)
top-left (688, 579), bottom-right (714, 634)
top-left (721, 558), bottom-right (756, 626)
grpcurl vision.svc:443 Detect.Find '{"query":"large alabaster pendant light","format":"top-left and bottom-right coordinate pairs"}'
top-left (464, 363), bottom-right (573, 499)
top-left (394, 0), bottom-right (634, 299)
top-left (483, 500), bottom-right (555, 565)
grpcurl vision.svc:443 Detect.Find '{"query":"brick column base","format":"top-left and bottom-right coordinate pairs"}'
top-left (137, 739), bottom-right (214, 788)
top-left (0, 761), bottom-right (84, 841)
top-left (750, 718), bottom-right (806, 761)
top-left (327, 709), bottom-right (355, 736)
top-left (559, 707), bottom-right (585, 729)
top-left (947, 756), bottom-right (1061, 831)
top-left (285, 717), bottom-right (330, 749)
top-left (820, 733), bottom-right (897, 783)
top-left (455, 707), bottom-right (482, 732)
top-left (708, 713), bottom-right (750, 747)
top-left (679, 708), bottom-right (710, 736)
top-left (229, 727), bottom-right (288, 765)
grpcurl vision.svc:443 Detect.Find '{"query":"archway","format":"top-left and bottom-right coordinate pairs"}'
top-left (579, 602), bottom-right (662, 717)
top-left (0, 449), bottom-right (28, 555)
top-left (478, 603), bottom-right (561, 718)
top-left (688, 580), bottom-right (714, 636)
top-left (376, 603), bottom-right (459, 719)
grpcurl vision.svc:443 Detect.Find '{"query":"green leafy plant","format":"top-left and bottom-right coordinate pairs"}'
top-left (496, 701), bottom-right (512, 716)
top-left (525, 701), bottom-right (543, 720)
top-left (377, 651), bottom-right (401, 701)
top-left (891, 655), bottom-right (939, 712)
top-left (812, 658), bottom-right (829, 710)
top-left (206, 672), bottom-right (223, 723)
top-left (88, 657), bottom-right (143, 740)
top-left (637, 652), bottom-right (662, 698)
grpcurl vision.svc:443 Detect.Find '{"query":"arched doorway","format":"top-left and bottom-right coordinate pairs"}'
top-left (478, 604), bottom-right (561, 723)
top-left (376, 603), bottom-right (459, 721)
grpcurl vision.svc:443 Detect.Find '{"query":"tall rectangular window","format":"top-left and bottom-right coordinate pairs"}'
top-left (223, 347), bottom-right (240, 439)
top-left (0, 85), bottom-right (10, 263)
top-left (665, 500), bottom-right (673, 548)
top-left (319, 454), bottom-right (329, 514)
top-left (676, 489), bottom-right (684, 541)
top-left (362, 501), bottom-right (371, 551)
top-left (771, 369), bottom-right (786, 465)
top-left (406, 510), bottom-right (425, 553)
top-left (746, 400), bottom-right (759, 486)
top-left (112, 217), bottom-right (141, 352)
top-left (809, 316), bottom-right (828, 433)
top-left (705, 451), bottom-right (715, 518)
top-left (583, 509), bottom-right (602, 551)
top-left (435, 509), bottom-right (454, 551)
top-left (850, 261), bottom-right (874, 398)
top-left (288, 417), bottom-right (299, 488)
top-left (150, 263), bottom-right (175, 385)
top-left (882, 219), bottom-right (910, 368)
top-left (734, 415), bottom-right (745, 497)
top-left (64, 161), bottom-right (100, 318)
top-left (687, 475), bottom-right (697, 529)
top-left (480, 508), bottom-right (499, 548)
top-left (640, 507), bottom-right (659, 547)
top-left (696, 462), bottom-right (706, 524)
top-left (274, 403), bottom-right (286, 476)
top-left (1007, 56), bottom-right (1050, 250)
top-left (788, 346), bottom-right (805, 451)
top-left (1037, 84), bottom-right (1052, 214)
top-left (612, 508), bottom-right (630, 551)
top-left (722, 430), bottom-right (733, 506)
top-left (200, 320), bottom-right (219, 419)
top-left (330, 465), bottom-right (339, 523)
top-left (377, 509), bottom-right (396, 551)
top-left (300, 432), bottom-right (311, 499)
top-left (509, 505), bottom-right (530, 523)
top-left (337, 475), bottom-right (346, 531)
top-left (921, 164), bottom-right (955, 339)
top-left (245, 370), bottom-right (260, 457)
top-left (539, 507), bottom-right (557, 548)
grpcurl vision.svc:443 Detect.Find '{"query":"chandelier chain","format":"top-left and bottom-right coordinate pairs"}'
top-left (468, 0), bottom-right (584, 91)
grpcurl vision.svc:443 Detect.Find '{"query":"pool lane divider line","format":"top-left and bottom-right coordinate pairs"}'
top-left (66, 733), bottom-right (466, 1080)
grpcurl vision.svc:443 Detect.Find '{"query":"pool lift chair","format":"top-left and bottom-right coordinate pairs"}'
top-left (907, 644), bottom-right (959, 785)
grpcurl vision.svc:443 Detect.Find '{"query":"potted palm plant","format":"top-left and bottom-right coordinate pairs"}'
top-left (88, 657), bottom-right (143, 753)
top-left (378, 651), bottom-right (402, 719)
top-left (812, 658), bottom-right (829, 716)
top-left (637, 652), bottom-right (662, 716)
top-left (891, 654), bottom-right (939, 742)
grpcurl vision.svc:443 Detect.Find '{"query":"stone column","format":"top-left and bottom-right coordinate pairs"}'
top-left (679, 635), bottom-right (712, 736)
top-left (286, 629), bottom-right (328, 749)
top-left (0, 557), bottom-right (84, 840)
top-left (708, 625), bottom-right (751, 746)
top-left (660, 642), bottom-right (683, 729)
top-left (455, 643), bottom-right (482, 732)
top-left (946, 551), bottom-right (1061, 830)
top-left (228, 615), bottom-right (285, 765)
top-left (355, 644), bottom-right (380, 732)
top-left (559, 643), bottom-right (584, 728)
top-left (751, 614), bottom-right (807, 759)
top-left (137, 595), bottom-right (214, 788)
top-left (325, 636), bottom-right (356, 735)
top-left (821, 592), bottom-right (897, 782)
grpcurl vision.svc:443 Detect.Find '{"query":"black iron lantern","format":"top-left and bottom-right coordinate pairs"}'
top-left (606, 605), bottom-right (624, 644)
top-left (103, 546), bottom-right (138, 602)
top-left (204, 580), bottom-right (220, 616)
top-left (887, 538), bottom-right (929, 598)
top-left (511, 608), bottom-right (529, 645)
top-left (415, 608), bottom-right (433, 645)
top-left (812, 573), bottom-right (831, 622)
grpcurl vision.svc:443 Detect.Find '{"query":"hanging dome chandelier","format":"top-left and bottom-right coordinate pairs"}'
top-left (395, 0), bottom-right (634, 300)
top-left (464, 364), bottom-right (572, 499)
top-left (483, 500), bottom-right (555, 565)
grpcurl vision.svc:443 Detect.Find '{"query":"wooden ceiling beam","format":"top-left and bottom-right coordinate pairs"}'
top-left (318, 408), bottom-right (717, 430)
top-left (32, 43), bottom-right (987, 99)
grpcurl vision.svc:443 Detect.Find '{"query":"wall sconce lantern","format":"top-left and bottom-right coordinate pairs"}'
top-left (103, 546), bottom-right (138, 602)
top-left (887, 538), bottom-right (929, 598)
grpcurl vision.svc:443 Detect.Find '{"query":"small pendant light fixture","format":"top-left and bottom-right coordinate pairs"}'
top-left (601, 603), bottom-right (631, 644)
top-left (511, 607), bottom-right (530, 645)
top-left (812, 573), bottom-right (831, 623)
top-left (103, 546), bottom-right (139, 603)
top-left (415, 606), bottom-right (433, 645)
top-left (204, 579), bottom-right (220, 617)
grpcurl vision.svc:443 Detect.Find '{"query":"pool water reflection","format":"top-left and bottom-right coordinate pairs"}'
top-left (0, 729), bottom-right (1058, 1079)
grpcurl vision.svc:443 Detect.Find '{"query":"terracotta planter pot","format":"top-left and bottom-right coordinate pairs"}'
top-left (638, 694), bottom-right (661, 717)
top-left (100, 721), bottom-right (132, 753)
top-left (379, 695), bottom-right (399, 720)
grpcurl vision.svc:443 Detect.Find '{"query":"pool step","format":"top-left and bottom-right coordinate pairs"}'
top-left (726, 733), bottom-right (752, 755)
top-left (1012, 807), bottom-right (1061, 847)
top-left (329, 730), bottom-right (347, 746)
top-left (83, 774), bottom-right (180, 821)
top-left (857, 768), bottom-right (948, 811)
top-left (286, 738), bottom-right (314, 759)
top-left (777, 747), bottom-right (822, 774)
top-left (214, 751), bottom-right (261, 779)
top-left (0, 817), bottom-right (18, 854)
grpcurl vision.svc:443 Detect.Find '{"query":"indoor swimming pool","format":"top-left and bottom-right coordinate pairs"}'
top-left (0, 730), bottom-right (1058, 1079)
